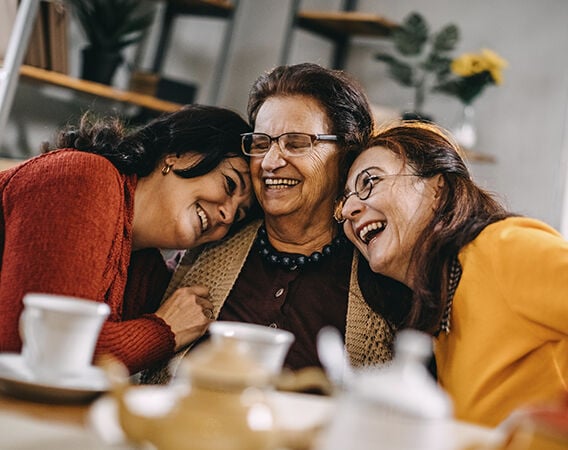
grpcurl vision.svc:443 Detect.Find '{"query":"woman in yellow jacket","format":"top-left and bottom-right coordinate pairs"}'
top-left (335, 120), bottom-right (568, 427)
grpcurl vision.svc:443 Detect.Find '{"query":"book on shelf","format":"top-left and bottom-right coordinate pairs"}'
top-left (24, 0), bottom-right (68, 74)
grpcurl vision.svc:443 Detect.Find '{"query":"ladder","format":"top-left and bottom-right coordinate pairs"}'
top-left (0, 0), bottom-right (40, 147)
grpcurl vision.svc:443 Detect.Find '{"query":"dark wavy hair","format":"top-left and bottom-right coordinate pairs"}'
top-left (45, 104), bottom-right (252, 178)
top-left (247, 62), bottom-right (374, 191)
top-left (356, 121), bottom-right (513, 334)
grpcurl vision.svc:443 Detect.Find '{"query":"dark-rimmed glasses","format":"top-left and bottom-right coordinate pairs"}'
top-left (241, 132), bottom-right (338, 157)
top-left (334, 167), bottom-right (417, 223)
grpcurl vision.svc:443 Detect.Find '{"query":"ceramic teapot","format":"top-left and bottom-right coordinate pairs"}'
top-left (107, 337), bottom-right (277, 450)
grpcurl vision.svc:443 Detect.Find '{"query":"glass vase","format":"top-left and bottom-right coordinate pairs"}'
top-left (452, 104), bottom-right (477, 149)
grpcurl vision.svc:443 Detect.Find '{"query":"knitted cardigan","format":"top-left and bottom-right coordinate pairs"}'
top-left (0, 150), bottom-right (176, 374)
top-left (144, 220), bottom-right (394, 383)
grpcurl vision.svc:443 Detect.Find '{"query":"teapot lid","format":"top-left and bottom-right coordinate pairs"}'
top-left (180, 338), bottom-right (271, 390)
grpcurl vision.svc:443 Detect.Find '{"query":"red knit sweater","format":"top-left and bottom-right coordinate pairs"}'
top-left (0, 150), bottom-right (176, 373)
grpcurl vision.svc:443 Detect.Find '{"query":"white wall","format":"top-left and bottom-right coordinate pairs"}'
top-left (4, 0), bottom-right (568, 234)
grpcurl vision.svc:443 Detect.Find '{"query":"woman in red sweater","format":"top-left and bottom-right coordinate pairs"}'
top-left (0, 105), bottom-right (255, 374)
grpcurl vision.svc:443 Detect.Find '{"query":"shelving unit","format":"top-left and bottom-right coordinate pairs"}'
top-left (150, 0), bottom-right (239, 105)
top-left (20, 65), bottom-right (182, 113)
top-left (280, 0), bottom-right (397, 69)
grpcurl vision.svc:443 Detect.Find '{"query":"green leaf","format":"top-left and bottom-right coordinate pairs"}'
top-left (432, 24), bottom-right (460, 52)
top-left (394, 12), bottom-right (429, 56)
top-left (68, 0), bottom-right (155, 51)
top-left (388, 61), bottom-right (414, 87)
top-left (375, 54), bottom-right (414, 86)
top-left (433, 71), bottom-right (494, 104)
top-left (422, 53), bottom-right (452, 75)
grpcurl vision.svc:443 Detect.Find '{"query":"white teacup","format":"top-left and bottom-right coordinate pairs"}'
top-left (208, 321), bottom-right (295, 376)
top-left (19, 293), bottom-right (110, 380)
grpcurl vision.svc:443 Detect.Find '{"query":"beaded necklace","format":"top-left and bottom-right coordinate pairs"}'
top-left (255, 225), bottom-right (347, 271)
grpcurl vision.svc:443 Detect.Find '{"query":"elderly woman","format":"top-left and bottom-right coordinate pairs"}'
top-left (145, 63), bottom-right (394, 382)
top-left (0, 105), bottom-right (254, 374)
top-left (336, 121), bottom-right (568, 427)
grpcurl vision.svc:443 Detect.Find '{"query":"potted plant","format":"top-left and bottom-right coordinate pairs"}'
top-left (68, 0), bottom-right (155, 85)
top-left (374, 12), bottom-right (459, 120)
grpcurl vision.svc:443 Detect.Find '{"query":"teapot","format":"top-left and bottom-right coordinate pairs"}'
top-left (107, 337), bottom-right (276, 450)
top-left (105, 332), bottom-right (333, 450)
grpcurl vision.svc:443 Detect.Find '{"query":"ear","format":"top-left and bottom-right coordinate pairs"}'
top-left (163, 154), bottom-right (179, 167)
top-left (432, 174), bottom-right (445, 200)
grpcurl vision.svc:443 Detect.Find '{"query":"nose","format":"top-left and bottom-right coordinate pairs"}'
top-left (218, 197), bottom-right (236, 225)
top-left (260, 141), bottom-right (287, 171)
top-left (341, 193), bottom-right (363, 223)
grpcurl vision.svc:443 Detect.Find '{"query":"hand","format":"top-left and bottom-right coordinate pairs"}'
top-left (154, 285), bottom-right (214, 351)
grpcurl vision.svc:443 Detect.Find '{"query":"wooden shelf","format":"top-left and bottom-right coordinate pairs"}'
top-left (160, 0), bottom-right (234, 17)
top-left (19, 65), bottom-right (183, 113)
top-left (296, 10), bottom-right (397, 41)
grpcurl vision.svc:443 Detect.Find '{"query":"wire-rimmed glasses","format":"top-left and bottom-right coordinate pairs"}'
top-left (241, 132), bottom-right (338, 157)
top-left (334, 167), bottom-right (417, 223)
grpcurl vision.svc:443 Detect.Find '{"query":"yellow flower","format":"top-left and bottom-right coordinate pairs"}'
top-left (451, 49), bottom-right (508, 84)
top-left (480, 48), bottom-right (508, 84)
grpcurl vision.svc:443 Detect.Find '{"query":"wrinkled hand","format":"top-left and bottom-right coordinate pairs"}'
top-left (155, 285), bottom-right (214, 351)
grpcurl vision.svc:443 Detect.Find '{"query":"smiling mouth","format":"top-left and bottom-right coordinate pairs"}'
top-left (196, 204), bottom-right (209, 232)
top-left (359, 221), bottom-right (386, 244)
top-left (264, 178), bottom-right (300, 189)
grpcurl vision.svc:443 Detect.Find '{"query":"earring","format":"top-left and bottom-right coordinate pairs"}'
top-left (161, 164), bottom-right (173, 176)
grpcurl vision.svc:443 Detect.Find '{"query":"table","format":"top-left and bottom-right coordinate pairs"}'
top-left (0, 392), bottom-right (124, 449)
top-left (0, 389), bottom-right (507, 450)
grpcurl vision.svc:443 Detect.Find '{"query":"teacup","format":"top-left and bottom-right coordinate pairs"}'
top-left (19, 293), bottom-right (110, 380)
top-left (208, 321), bottom-right (295, 376)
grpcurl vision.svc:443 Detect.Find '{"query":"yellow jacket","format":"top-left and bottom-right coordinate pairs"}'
top-left (435, 217), bottom-right (568, 427)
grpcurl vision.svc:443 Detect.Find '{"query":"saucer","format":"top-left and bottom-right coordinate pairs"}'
top-left (0, 353), bottom-right (109, 403)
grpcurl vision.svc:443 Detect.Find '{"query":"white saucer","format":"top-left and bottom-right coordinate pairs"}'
top-left (0, 353), bottom-right (109, 403)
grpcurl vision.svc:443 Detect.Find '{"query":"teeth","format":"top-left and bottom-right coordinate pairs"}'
top-left (264, 178), bottom-right (300, 188)
top-left (196, 205), bottom-right (208, 232)
top-left (359, 221), bottom-right (386, 243)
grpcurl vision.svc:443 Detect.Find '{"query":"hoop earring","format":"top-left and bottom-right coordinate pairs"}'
top-left (161, 164), bottom-right (173, 176)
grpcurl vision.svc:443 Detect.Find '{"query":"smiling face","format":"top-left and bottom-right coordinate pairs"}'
top-left (250, 95), bottom-right (340, 224)
top-left (133, 154), bottom-right (253, 250)
top-left (340, 146), bottom-right (442, 286)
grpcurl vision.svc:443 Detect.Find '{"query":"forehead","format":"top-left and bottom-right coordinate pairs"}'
top-left (219, 156), bottom-right (249, 173)
top-left (348, 146), bottom-right (404, 181)
top-left (254, 95), bottom-right (330, 133)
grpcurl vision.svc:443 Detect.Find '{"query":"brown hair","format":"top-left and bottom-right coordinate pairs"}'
top-left (46, 104), bottom-right (251, 178)
top-left (357, 121), bottom-right (512, 334)
top-left (247, 62), bottom-right (374, 190)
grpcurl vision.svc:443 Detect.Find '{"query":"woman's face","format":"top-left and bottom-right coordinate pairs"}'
top-left (250, 95), bottom-right (340, 223)
top-left (134, 155), bottom-right (253, 250)
top-left (340, 146), bottom-right (441, 286)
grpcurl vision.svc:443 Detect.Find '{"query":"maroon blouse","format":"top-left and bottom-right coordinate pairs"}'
top-left (218, 238), bottom-right (352, 371)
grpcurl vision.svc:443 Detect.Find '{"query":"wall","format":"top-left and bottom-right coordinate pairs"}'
top-left (4, 0), bottom-right (568, 234)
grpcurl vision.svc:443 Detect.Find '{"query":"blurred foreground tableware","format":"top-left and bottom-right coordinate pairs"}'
top-left (208, 321), bottom-right (294, 376)
top-left (495, 394), bottom-right (568, 450)
top-left (317, 326), bottom-right (353, 389)
top-left (0, 293), bottom-right (110, 403)
top-left (100, 333), bottom-right (335, 450)
top-left (0, 353), bottom-right (109, 403)
top-left (106, 337), bottom-right (276, 450)
top-left (20, 293), bottom-right (110, 381)
top-left (317, 329), bottom-right (455, 450)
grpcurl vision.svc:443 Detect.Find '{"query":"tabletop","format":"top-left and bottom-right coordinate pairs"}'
top-left (0, 388), bottom-right (509, 450)
top-left (0, 392), bottom-right (126, 449)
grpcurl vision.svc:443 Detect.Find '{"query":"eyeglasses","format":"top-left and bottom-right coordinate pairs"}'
top-left (334, 167), bottom-right (417, 223)
top-left (241, 132), bottom-right (338, 157)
